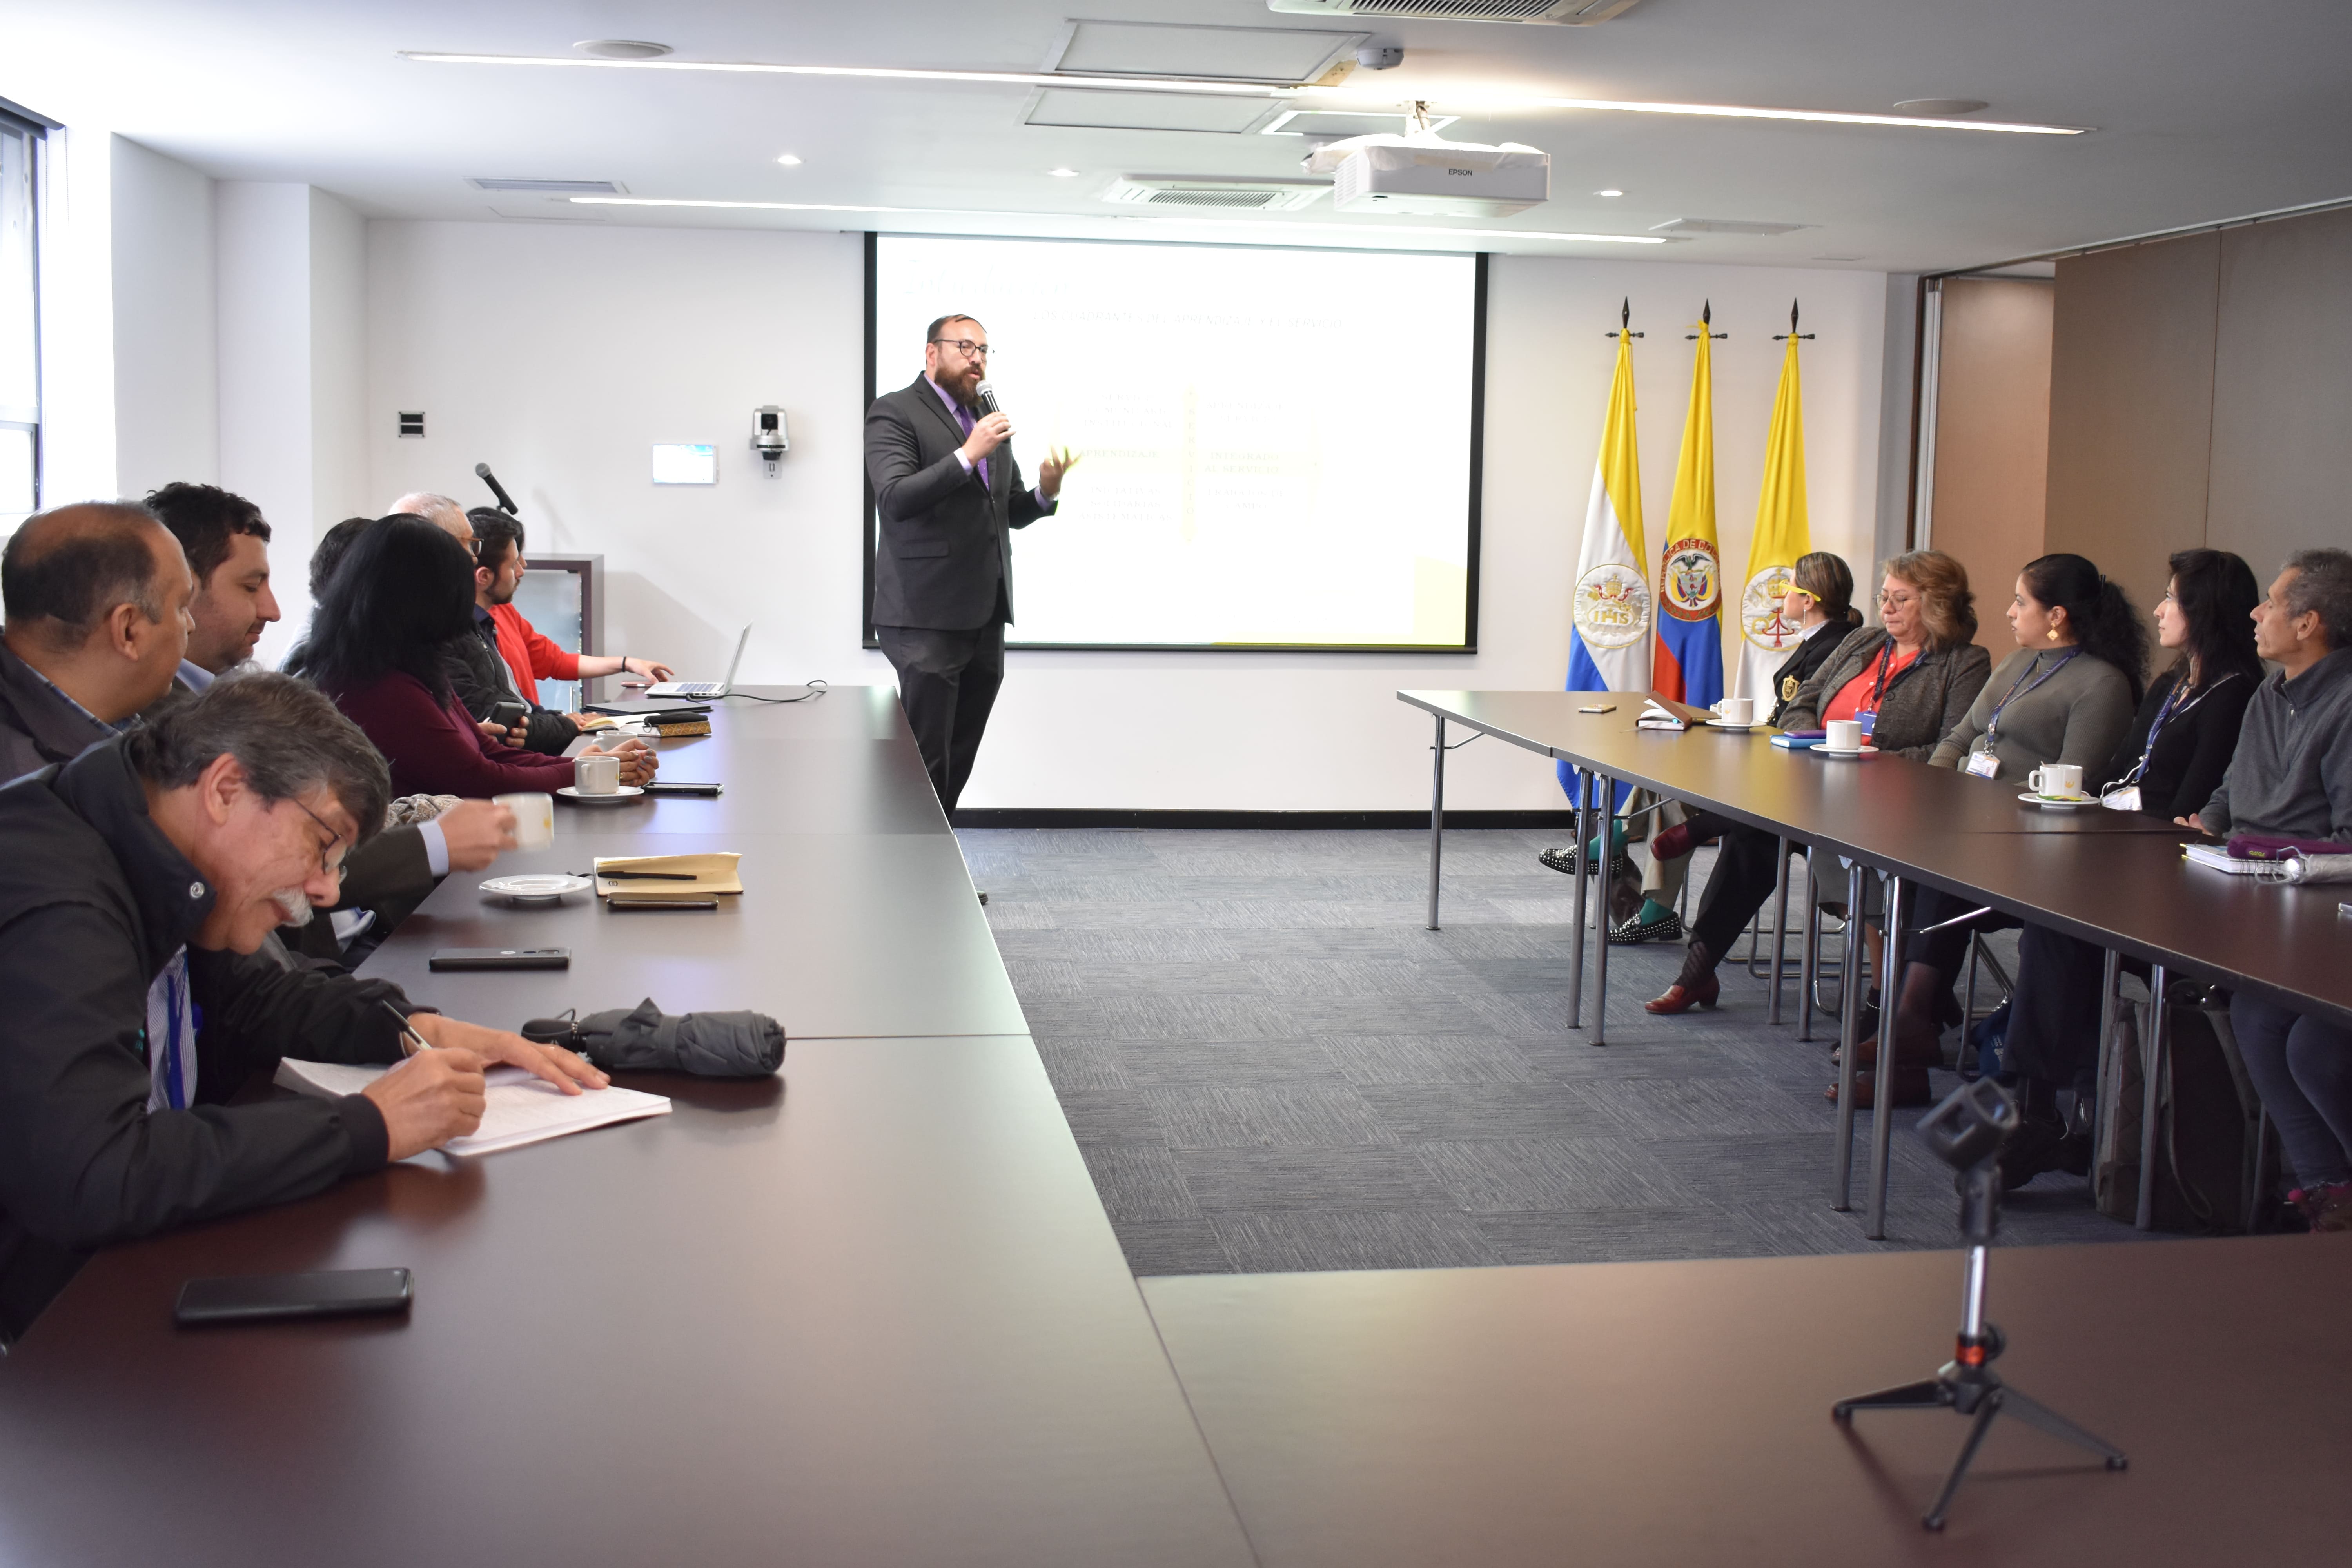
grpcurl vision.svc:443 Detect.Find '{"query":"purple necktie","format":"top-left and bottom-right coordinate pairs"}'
top-left (951, 402), bottom-right (989, 490)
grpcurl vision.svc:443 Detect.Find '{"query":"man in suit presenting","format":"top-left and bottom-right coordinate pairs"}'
top-left (865, 315), bottom-right (1075, 811)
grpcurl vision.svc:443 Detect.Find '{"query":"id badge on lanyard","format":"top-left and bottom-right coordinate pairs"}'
top-left (1855, 710), bottom-right (1878, 741)
top-left (1964, 748), bottom-right (2001, 780)
top-left (2102, 785), bottom-right (2143, 813)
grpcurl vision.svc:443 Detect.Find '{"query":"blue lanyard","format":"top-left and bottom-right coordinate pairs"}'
top-left (1857, 640), bottom-right (1919, 717)
top-left (2121, 670), bottom-right (2235, 786)
top-left (162, 954), bottom-right (191, 1111)
top-left (1984, 649), bottom-right (2078, 742)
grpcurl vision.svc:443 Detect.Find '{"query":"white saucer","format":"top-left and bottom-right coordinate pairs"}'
top-left (2018, 791), bottom-right (2093, 810)
top-left (1704, 718), bottom-right (1764, 731)
top-left (480, 873), bottom-right (593, 902)
top-left (1816, 744), bottom-right (1880, 759)
top-left (556, 784), bottom-right (645, 802)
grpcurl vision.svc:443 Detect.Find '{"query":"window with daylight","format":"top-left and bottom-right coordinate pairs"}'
top-left (0, 108), bottom-right (42, 535)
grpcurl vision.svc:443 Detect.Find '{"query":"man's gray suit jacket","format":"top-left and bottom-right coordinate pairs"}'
top-left (864, 375), bottom-right (1055, 632)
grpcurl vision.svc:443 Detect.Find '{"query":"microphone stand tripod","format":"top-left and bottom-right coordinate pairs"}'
top-left (1833, 1083), bottom-right (2127, 1531)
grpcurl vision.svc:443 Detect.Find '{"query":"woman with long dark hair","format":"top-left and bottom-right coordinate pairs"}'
top-left (1849, 554), bottom-right (2147, 1108)
top-left (1994, 548), bottom-right (2263, 1188)
top-left (287, 515), bottom-right (655, 797)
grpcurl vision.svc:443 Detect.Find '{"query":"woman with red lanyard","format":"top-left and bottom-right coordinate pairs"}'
top-left (1993, 550), bottom-right (2261, 1189)
top-left (1646, 552), bottom-right (1990, 1026)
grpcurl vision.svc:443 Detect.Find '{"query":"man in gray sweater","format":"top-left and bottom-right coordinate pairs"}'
top-left (2188, 548), bottom-right (2352, 1232)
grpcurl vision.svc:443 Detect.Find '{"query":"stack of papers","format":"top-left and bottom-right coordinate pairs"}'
top-left (274, 1060), bottom-right (671, 1156)
top-left (2183, 843), bottom-right (2292, 880)
top-left (593, 852), bottom-right (742, 902)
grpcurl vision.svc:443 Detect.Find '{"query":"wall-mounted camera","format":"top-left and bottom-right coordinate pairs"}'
top-left (751, 406), bottom-right (789, 474)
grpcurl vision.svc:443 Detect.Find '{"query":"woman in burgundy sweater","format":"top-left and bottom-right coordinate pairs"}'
top-left (287, 515), bottom-right (654, 798)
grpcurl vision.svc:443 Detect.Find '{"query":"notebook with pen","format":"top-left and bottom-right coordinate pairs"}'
top-left (592, 852), bottom-right (742, 902)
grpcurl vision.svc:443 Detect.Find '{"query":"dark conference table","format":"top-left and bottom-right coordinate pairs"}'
top-left (0, 688), bottom-right (1256, 1567)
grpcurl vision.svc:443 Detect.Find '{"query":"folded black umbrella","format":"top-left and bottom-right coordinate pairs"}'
top-left (520, 998), bottom-right (784, 1078)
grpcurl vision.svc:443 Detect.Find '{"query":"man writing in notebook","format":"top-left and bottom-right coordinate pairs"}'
top-left (0, 674), bottom-right (605, 1343)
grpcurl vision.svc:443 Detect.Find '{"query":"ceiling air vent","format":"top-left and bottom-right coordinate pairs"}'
top-left (1267, 0), bottom-right (1642, 25)
top-left (1649, 216), bottom-right (1814, 237)
top-left (468, 178), bottom-right (626, 195)
top-left (1103, 175), bottom-right (1330, 212)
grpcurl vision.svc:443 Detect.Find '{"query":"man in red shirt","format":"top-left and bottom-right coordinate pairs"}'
top-left (465, 508), bottom-right (673, 703)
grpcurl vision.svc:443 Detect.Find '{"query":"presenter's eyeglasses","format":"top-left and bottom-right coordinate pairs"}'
top-left (930, 339), bottom-right (992, 359)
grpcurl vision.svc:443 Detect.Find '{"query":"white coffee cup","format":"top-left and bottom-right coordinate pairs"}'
top-left (2029, 762), bottom-right (2084, 799)
top-left (493, 791), bottom-right (554, 849)
top-left (575, 753), bottom-right (622, 795)
top-left (1825, 719), bottom-right (1864, 752)
top-left (1712, 696), bottom-right (1755, 726)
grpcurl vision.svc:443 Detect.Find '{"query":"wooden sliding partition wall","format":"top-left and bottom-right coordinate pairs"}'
top-left (2045, 204), bottom-right (2352, 612)
top-left (1926, 277), bottom-right (2055, 612)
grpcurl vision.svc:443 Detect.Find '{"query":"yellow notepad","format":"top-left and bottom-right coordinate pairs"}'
top-left (593, 852), bottom-right (743, 901)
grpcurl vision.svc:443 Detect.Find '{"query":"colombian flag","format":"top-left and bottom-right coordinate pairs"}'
top-left (1738, 311), bottom-right (1812, 704)
top-left (1560, 312), bottom-right (1650, 798)
top-left (1652, 307), bottom-right (1724, 708)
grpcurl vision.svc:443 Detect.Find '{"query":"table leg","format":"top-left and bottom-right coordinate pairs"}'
top-left (1767, 838), bottom-right (1792, 1025)
top-left (2091, 947), bottom-right (2121, 1174)
top-left (1832, 859), bottom-right (1865, 1210)
top-left (2136, 963), bottom-right (2171, 1231)
top-left (1867, 871), bottom-right (1906, 1240)
top-left (1798, 853), bottom-right (1819, 1044)
top-left (1566, 769), bottom-right (1590, 1029)
top-left (1426, 713), bottom-right (1446, 932)
top-left (1590, 773), bottom-right (1612, 1047)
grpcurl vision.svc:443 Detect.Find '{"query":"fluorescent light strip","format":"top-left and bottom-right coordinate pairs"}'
top-left (404, 52), bottom-right (2087, 135)
top-left (568, 196), bottom-right (1669, 245)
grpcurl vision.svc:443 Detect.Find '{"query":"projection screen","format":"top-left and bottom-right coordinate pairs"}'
top-left (866, 234), bottom-right (1485, 651)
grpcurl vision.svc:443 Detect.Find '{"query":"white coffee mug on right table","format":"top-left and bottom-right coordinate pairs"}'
top-left (1711, 696), bottom-right (1755, 726)
top-left (1825, 719), bottom-right (1864, 752)
top-left (2028, 762), bottom-right (2084, 799)
top-left (575, 753), bottom-right (622, 795)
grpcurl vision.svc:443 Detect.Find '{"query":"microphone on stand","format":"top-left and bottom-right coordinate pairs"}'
top-left (975, 381), bottom-right (1001, 417)
top-left (474, 462), bottom-right (520, 516)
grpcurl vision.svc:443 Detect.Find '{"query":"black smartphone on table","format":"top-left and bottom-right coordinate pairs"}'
top-left (176, 1268), bottom-right (413, 1327)
top-left (429, 947), bottom-right (571, 971)
top-left (642, 781), bottom-right (722, 797)
top-left (609, 898), bottom-right (719, 911)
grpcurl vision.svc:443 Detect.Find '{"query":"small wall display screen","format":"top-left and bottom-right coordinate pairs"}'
top-left (652, 443), bottom-right (717, 485)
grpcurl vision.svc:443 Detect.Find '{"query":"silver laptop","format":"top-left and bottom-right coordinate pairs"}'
top-left (646, 624), bottom-right (750, 701)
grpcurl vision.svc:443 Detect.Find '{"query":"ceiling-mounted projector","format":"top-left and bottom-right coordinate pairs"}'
top-left (1303, 119), bottom-right (1549, 218)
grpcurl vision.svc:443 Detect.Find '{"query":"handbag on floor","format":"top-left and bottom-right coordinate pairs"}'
top-left (2094, 983), bottom-right (2266, 1233)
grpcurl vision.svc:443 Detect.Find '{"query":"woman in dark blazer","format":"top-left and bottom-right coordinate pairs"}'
top-left (1646, 551), bottom-right (1992, 1029)
top-left (1994, 548), bottom-right (2263, 1189)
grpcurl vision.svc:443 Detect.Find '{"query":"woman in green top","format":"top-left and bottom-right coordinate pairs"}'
top-left (1852, 553), bottom-right (2146, 1108)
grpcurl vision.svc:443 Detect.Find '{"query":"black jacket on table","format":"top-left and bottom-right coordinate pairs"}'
top-left (0, 739), bottom-right (416, 1342)
top-left (2101, 664), bottom-right (2258, 820)
top-left (865, 375), bottom-right (1056, 630)
top-left (445, 619), bottom-right (579, 756)
top-left (1764, 617), bottom-right (1864, 727)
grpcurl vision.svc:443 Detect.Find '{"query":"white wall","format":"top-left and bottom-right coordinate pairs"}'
top-left (107, 135), bottom-right (215, 500)
top-left (366, 219), bottom-right (1889, 811)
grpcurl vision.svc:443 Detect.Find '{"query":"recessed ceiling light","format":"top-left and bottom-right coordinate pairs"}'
top-left (1048, 167), bottom-right (1080, 177)
top-left (402, 53), bottom-right (2088, 134)
top-left (775, 153), bottom-right (803, 166)
top-left (1894, 98), bottom-right (1989, 116)
top-left (1594, 188), bottom-right (1623, 197)
top-left (573, 39), bottom-right (671, 60)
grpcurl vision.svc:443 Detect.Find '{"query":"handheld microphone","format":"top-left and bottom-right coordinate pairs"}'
top-left (474, 462), bottom-right (520, 515)
top-left (975, 381), bottom-right (1001, 417)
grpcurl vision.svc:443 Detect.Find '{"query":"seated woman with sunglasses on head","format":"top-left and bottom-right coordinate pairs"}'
top-left (1646, 550), bottom-right (1991, 1020)
top-left (1844, 554), bottom-right (2147, 1109)
top-left (1991, 548), bottom-right (2261, 1188)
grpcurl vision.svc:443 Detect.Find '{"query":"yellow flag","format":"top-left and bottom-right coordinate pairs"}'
top-left (1738, 322), bottom-right (1812, 701)
top-left (1568, 325), bottom-right (1650, 694)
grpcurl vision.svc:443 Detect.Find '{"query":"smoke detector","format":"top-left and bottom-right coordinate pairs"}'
top-left (1269, 0), bottom-right (1642, 25)
top-left (1102, 174), bottom-right (1331, 211)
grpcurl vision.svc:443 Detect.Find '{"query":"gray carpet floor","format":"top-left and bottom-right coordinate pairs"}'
top-left (968, 828), bottom-right (2152, 1278)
